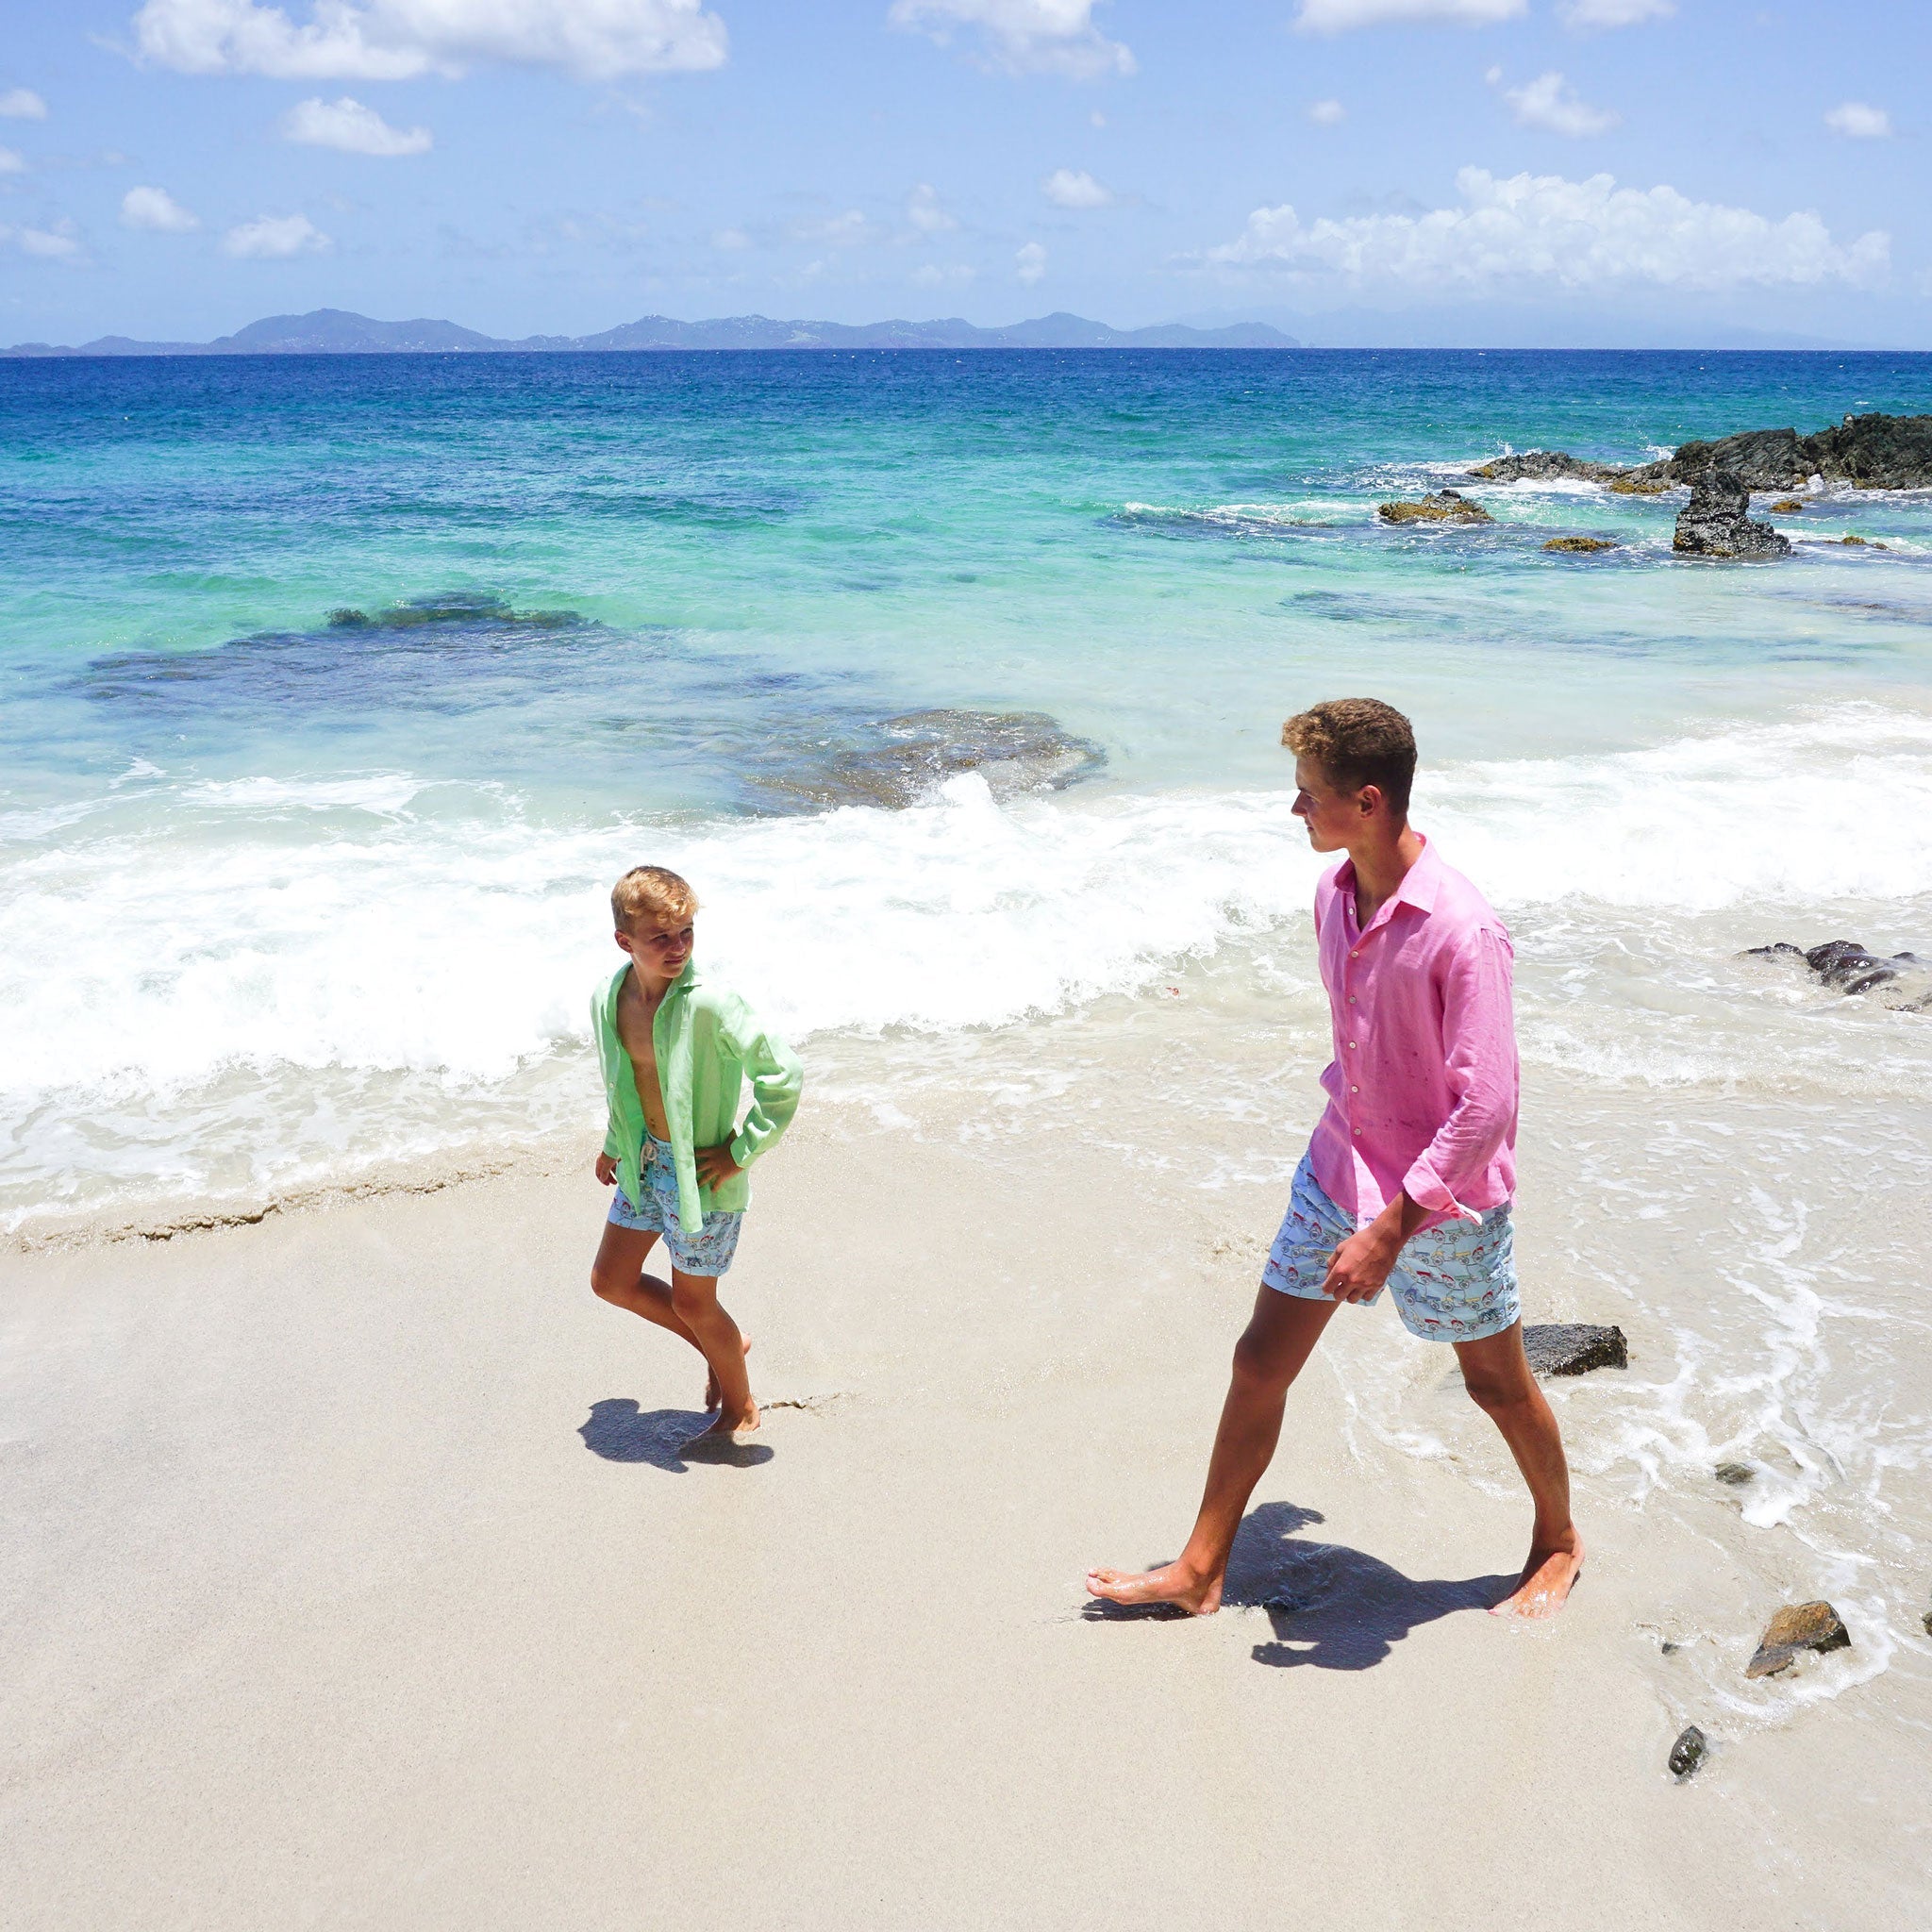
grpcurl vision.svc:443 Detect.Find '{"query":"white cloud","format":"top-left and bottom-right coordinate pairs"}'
top-left (1015, 239), bottom-right (1046, 283)
top-left (711, 225), bottom-right (751, 249)
top-left (1503, 70), bottom-right (1619, 136)
top-left (0, 88), bottom-right (49, 118)
top-left (907, 182), bottom-right (958, 233)
top-left (121, 185), bottom-right (200, 229)
top-left (911, 261), bottom-right (975, 286)
top-left (0, 147), bottom-right (24, 175)
top-left (9, 221), bottom-right (84, 260)
top-left (223, 210), bottom-right (332, 257)
top-left (889, 1), bottom-right (1134, 79)
top-left (793, 208), bottom-right (884, 248)
top-left (282, 94), bottom-right (432, 154)
top-left (1294, 0), bottom-right (1525, 32)
top-left (1203, 166), bottom-right (1890, 291)
top-left (1824, 101), bottom-right (1892, 140)
top-left (1041, 166), bottom-right (1112, 208)
top-left (1308, 98), bottom-right (1345, 125)
top-left (1558, 0), bottom-right (1672, 24)
top-left (129, 0), bottom-right (728, 83)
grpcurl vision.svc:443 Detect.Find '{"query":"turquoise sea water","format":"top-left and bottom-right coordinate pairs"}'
top-left (6, 347), bottom-right (1932, 1729)
top-left (5, 348), bottom-right (1932, 1225)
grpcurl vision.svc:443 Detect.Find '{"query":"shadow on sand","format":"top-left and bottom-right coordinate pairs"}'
top-left (1084, 1502), bottom-right (1515, 1670)
top-left (578, 1397), bottom-right (774, 1472)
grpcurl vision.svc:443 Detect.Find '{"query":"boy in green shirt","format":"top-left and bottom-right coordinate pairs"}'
top-left (589, 866), bottom-right (803, 1441)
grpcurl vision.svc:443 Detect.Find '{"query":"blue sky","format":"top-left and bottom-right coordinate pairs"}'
top-left (2, 1), bottom-right (1928, 345)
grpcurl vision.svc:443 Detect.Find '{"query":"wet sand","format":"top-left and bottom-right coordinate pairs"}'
top-left (6, 1094), bottom-right (1929, 1930)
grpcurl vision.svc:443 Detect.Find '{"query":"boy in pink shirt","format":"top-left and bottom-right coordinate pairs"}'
top-left (1088, 699), bottom-right (1582, 1620)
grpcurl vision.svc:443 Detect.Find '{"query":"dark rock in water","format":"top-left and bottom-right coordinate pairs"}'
top-left (1668, 1725), bottom-right (1709, 1780)
top-left (1769, 498), bottom-right (1805, 513)
top-left (1714, 1462), bottom-right (1755, 1486)
top-left (1745, 1601), bottom-right (1850, 1679)
top-left (1379, 489), bottom-right (1493, 525)
top-left (1468, 450), bottom-right (1625, 484)
top-left (1543, 536), bottom-right (1617, 553)
top-left (1607, 470), bottom-right (1671, 494)
top-left (753, 708), bottom-right (1108, 810)
top-left (1671, 427), bottom-right (1809, 491)
top-left (1746, 939), bottom-right (1931, 1011)
top-left (1669, 411), bottom-right (1932, 491)
top-left (1674, 468), bottom-right (1791, 558)
top-left (1522, 1324), bottom-right (1627, 1376)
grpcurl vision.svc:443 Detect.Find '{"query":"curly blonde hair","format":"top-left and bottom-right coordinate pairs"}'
top-left (611, 865), bottom-right (697, 932)
top-left (1281, 698), bottom-right (1416, 815)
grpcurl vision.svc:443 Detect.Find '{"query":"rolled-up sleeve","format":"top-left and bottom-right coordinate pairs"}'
top-left (1402, 925), bottom-right (1518, 1222)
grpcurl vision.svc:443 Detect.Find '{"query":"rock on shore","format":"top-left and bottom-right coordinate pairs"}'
top-left (1673, 468), bottom-right (1791, 558)
top-left (1745, 1602), bottom-right (1850, 1679)
top-left (1523, 1324), bottom-right (1627, 1375)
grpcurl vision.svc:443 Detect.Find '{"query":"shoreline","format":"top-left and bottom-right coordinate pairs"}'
top-left (7, 1071), bottom-right (1930, 1926)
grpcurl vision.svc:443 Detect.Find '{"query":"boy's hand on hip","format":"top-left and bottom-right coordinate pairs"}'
top-left (695, 1141), bottom-right (742, 1188)
top-left (595, 1153), bottom-right (617, 1187)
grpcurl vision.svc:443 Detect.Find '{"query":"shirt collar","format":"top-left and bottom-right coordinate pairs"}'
top-left (1332, 835), bottom-right (1441, 923)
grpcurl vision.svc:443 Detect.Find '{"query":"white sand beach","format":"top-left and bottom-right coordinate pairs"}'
top-left (8, 1058), bottom-right (1929, 1929)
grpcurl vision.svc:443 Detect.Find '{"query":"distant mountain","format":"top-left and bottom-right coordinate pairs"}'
top-left (3, 307), bottom-right (1300, 358)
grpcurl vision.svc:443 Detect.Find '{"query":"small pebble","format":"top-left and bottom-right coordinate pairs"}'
top-left (1669, 1725), bottom-right (1708, 1780)
top-left (1714, 1462), bottom-right (1755, 1486)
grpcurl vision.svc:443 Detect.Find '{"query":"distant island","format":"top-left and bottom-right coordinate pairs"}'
top-left (2, 307), bottom-right (1301, 358)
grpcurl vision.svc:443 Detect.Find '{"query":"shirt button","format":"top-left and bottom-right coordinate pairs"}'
top-left (1350, 1085), bottom-right (1358, 1093)
top-left (1353, 1127), bottom-right (1361, 1136)
top-left (1351, 950), bottom-right (1360, 959)
top-left (1348, 1041), bottom-right (1357, 1049)
top-left (1348, 995), bottom-right (1357, 1005)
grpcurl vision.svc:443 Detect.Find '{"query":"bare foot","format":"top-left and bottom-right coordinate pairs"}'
top-left (704, 1334), bottom-right (751, 1411)
top-left (1085, 1561), bottom-right (1224, 1616)
top-left (1491, 1533), bottom-right (1584, 1620)
top-left (693, 1396), bottom-right (759, 1443)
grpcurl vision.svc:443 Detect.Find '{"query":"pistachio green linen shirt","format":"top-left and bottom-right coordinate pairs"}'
top-left (592, 958), bottom-right (803, 1233)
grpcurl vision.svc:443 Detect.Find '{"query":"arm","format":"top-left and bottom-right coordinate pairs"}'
top-left (694, 999), bottom-right (804, 1187)
top-left (1320, 926), bottom-right (1516, 1302)
top-left (1401, 924), bottom-right (1517, 1224)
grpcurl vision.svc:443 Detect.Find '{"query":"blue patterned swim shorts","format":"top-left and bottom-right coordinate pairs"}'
top-left (607, 1134), bottom-right (743, 1277)
top-left (1262, 1153), bottom-right (1519, 1343)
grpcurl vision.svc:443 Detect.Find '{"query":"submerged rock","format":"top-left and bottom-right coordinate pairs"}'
top-left (1769, 498), bottom-right (1805, 513)
top-left (1378, 490), bottom-right (1493, 525)
top-left (752, 708), bottom-right (1107, 810)
top-left (1744, 939), bottom-right (1931, 1011)
top-left (1668, 1725), bottom-right (1709, 1780)
top-left (1607, 472), bottom-right (1671, 495)
top-left (1523, 1324), bottom-right (1628, 1376)
top-left (1543, 536), bottom-right (1616, 553)
top-left (1468, 450), bottom-right (1625, 484)
top-left (1673, 468), bottom-right (1791, 558)
top-left (1745, 1601), bottom-right (1850, 1679)
top-left (1714, 1462), bottom-right (1756, 1487)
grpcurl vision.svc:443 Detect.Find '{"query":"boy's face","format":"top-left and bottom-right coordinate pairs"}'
top-left (619, 912), bottom-right (694, 981)
top-left (1291, 757), bottom-right (1375, 852)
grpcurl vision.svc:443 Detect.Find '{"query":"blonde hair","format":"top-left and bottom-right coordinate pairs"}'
top-left (611, 865), bottom-right (697, 932)
top-left (1282, 698), bottom-right (1416, 815)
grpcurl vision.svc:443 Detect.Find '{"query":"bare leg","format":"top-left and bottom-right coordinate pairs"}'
top-left (1087, 1290), bottom-right (1339, 1614)
top-left (591, 1222), bottom-right (748, 1407)
top-left (670, 1268), bottom-right (758, 1438)
top-left (1456, 1322), bottom-right (1584, 1619)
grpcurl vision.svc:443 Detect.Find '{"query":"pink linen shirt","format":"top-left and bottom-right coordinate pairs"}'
top-left (1308, 837), bottom-right (1519, 1232)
